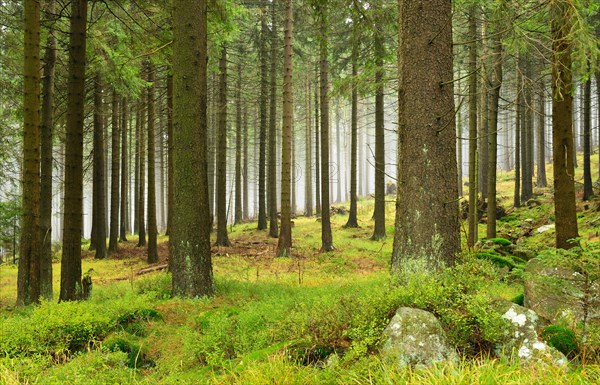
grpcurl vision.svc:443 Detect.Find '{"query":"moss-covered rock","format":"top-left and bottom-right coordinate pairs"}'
top-left (541, 325), bottom-right (579, 359)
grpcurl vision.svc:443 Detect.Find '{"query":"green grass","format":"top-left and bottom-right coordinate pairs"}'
top-left (1, 158), bottom-right (600, 383)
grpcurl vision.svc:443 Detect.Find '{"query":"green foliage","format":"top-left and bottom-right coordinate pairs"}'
top-left (475, 252), bottom-right (524, 271)
top-left (511, 293), bottom-right (525, 306)
top-left (542, 325), bottom-right (579, 359)
top-left (487, 237), bottom-right (513, 247)
top-left (102, 336), bottom-right (144, 369)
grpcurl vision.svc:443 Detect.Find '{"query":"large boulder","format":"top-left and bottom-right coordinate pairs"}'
top-left (496, 304), bottom-right (567, 367)
top-left (381, 307), bottom-right (458, 368)
top-left (524, 258), bottom-right (600, 323)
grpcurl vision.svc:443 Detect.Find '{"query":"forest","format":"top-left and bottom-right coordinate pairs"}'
top-left (1, 0), bottom-right (600, 383)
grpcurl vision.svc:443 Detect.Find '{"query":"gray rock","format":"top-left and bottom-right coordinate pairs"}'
top-left (524, 258), bottom-right (600, 323)
top-left (496, 304), bottom-right (567, 367)
top-left (381, 307), bottom-right (458, 368)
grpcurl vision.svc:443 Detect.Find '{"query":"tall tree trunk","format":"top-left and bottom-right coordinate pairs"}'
top-left (345, 27), bottom-right (359, 228)
top-left (235, 61), bottom-right (243, 225)
top-left (372, 19), bottom-right (385, 240)
top-left (318, 2), bottom-right (334, 252)
top-left (314, 65), bottom-right (321, 216)
top-left (39, 0), bottom-right (56, 301)
top-left (268, 1), bottom-right (279, 238)
top-left (171, 0), bottom-right (213, 297)
top-left (243, 106), bottom-right (249, 220)
top-left (292, 129), bottom-right (297, 214)
top-left (166, 75), bottom-right (173, 236)
top-left (276, 0), bottom-right (294, 257)
top-left (521, 57), bottom-right (533, 202)
top-left (137, 75), bottom-right (147, 247)
top-left (18, 0), bottom-right (42, 306)
top-left (305, 75), bottom-right (313, 216)
top-left (258, 2), bottom-right (268, 230)
top-left (514, 59), bottom-right (522, 208)
top-left (120, 97), bottom-right (129, 241)
top-left (335, 106), bottom-right (342, 203)
top-left (392, 0), bottom-right (459, 270)
top-left (486, 22), bottom-right (503, 239)
top-left (583, 65), bottom-right (594, 200)
top-left (550, 0), bottom-right (579, 249)
top-left (478, 14), bottom-right (489, 201)
top-left (467, 4), bottom-right (478, 248)
top-left (216, 45), bottom-right (231, 246)
top-left (92, 75), bottom-right (107, 260)
top-left (536, 76), bottom-right (547, 188)
top-left (158, 86), bottom-right (166, 232)
top-left (60, 0), bottom-right (88, 302)
top-left (108, 89), bottom-right (120, 254)
top-left (147, 63), bottom-right (158, 263)
top-left (207, 74), bottom-right (216, 228)
top-left (134, 108), bottom-right (140, 234)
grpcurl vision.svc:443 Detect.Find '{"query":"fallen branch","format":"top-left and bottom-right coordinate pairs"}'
top-left (136, 263), bottom-right (168, 275)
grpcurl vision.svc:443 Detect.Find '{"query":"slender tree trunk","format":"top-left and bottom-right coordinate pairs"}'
top-left (521, 57), bottom-right (533, 202)
top-left (158, 86), bottom-right (166, 233)
top-left (467, 4), bottom-right (478, 248)
top-left (235, 61), bottom-right (243, 225)
top-left (208, 74), bottom-right (216, 228)
top-left (318, 3), bottom-right (334, 252)
top-left (242, 106), bottom-right (249, 220)
top-left (550, 0), bottom-right (579, 249)
top-left (120, 97), bottom-right (129, 241)
top-left (137, 74), bottom-right (147, 247)
top-left (108, 89), bottom-right (120, 254)
top-left (486, 24), bottom-right (502, 239)
top-left (315, 65), bottom-right (321, 216)
top-left (514, 59), bottom-right (522, 208)
top-left (39, 0), bottom-right (56, 301)
top-left (171, 0), bottom-right (213, 297)
top-left (268, 1), bottom-right (279, 238)
top-left (345, 28), bottom-right (359, 228)
top-left (536, 76), bottom-right (547, 188)
top-left (292, 129), bottom-right (297, 215)
top-left (372, 21), bottom-right (386, 240)
top-left (392, 0), bottom-right (459, 270)
top-left (147, 63), bottom-right (158, 263)
top-left (92, 75), bottom-right (107, 260)
top-left (276, 0), bottom-right (294, 257)
top-left (134, 108), bottom-right (140, 234)
top-left (305, 75), bottom-right (313, 216)
top-left (60, 0), bottom-right (88, 302)
top-left (583, 65), bottom-right (594, 200)
top-left (216, 45), bottom-right (231, 246)
top-left (18, 0), bottom-right (42, 306)
top-left (258, 2), bottom-right (268, 230)
top-left (335, 106), bottom-right (342, 203)
top-left (166, 75), bottom-right (173, 236)
top-left (478, 15), bottom-right (489, 201)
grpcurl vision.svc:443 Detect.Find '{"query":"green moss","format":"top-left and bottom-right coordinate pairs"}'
top-left (487, 238), bottom-right (512, 247)
top-left (541, 325), bottom-right (579, 359)
top-left (475, 252), bottom-right (518, 270)
top-left (103, 336), bottom-right (145, 368)
top-left (511, 293), bottom-right (524, 306)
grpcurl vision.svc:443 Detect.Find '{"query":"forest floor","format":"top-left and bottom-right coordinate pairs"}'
top-left (1, 159), bottom-right (600, 384)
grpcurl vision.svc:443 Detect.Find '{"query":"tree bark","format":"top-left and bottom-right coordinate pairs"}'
top-left (372, 17), bottom-right (386, 240)
top-left (215, 45), bottom-right (231, 246)
top-left (147, 63), bottom-right (158, 263)
top-left (60, 0), bottom-right (88, 302)
top-left (305, 75), bottom-right (313, 217)
top-left (258, 2), bottom-right (268, 230)
top-left (315, 64), bottom-right (321, 216)
top-left (137, 72), bottom-right (147, 247)
top-left (120, 97), bottom-right (129, 241)
top-left (92, 75), bottom-right (107, 260)
top-left (514, 59), bottom-right (522, 208)
top-left (276, 0), bottom-right (294, 257)
top-left (171, 0), bottom-right (213, 297)
top-left (268, 0), bottom-right (279, 238)
top-left (39, 0), bottom-right (56, 301)
top-left (550, 0), bottom-right (579, 249)
top-left (235, 60), bottom-right (243, 225)
top-left (392, 0), bottom-right (460, 271)
top-left (583, 67), bottom-right (593, 201)
top-left (18, 0), bottom-right (42, 306)
top-left (108, 89), bottom-right (120, 254)
top-left (166, 75), bottom-right (173, 236)
top-left (345, 21), bottom-right (359, 228)
top-left (467, 4), bottom-right (478, 248)
top-left (242, 106), bottom-right (249, 220)
top-left (536, 76), bottom-right (547, 188)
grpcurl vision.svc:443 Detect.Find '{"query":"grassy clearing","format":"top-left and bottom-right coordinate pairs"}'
top-left (1, 155), bottom-right (599, 384)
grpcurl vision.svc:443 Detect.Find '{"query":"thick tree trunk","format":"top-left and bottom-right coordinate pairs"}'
top-left (108, 89), bottom-right (120, 254)
top-left (550, 0), bottom-right (579, 249)
top-left (120, 97), bottom-right (129, 241)
top-left (257, 2), bottom-right (268, 230)
top-left (39, 0), bottom-right (56, 301)
top-left (60, 0), bottom-right (88, 302)
top-left (268, 1), bottom-right (279, 238)
top-left (467, 4), bottom-right (478, 248)
top-left (318, 3), bottom-right (334, 252)
top-left (92, 75), bottom-right (107, 260)
top-left (392, 0), bottom-right (459, 270)
top-left (215, 46), bottom-right (231, 246)
top-left (171, 0), bottom-right (213, 297)
top-left (276, 0), bottom-right (294, 257)
top-left (147, 64), bottom-right (158, 263)
top-left (18, 0), bottom-right (42, 306)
